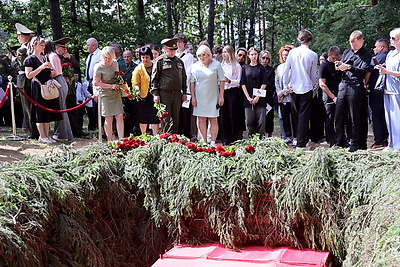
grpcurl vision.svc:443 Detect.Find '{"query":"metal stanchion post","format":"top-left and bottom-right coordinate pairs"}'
top-left (98, 94), bottom-right (102, 142)
top-left (6, 76), bottom-right (25, 141)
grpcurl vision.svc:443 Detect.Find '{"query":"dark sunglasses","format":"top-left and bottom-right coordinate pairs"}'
top-left (261, 57), bottom-right (270, 60)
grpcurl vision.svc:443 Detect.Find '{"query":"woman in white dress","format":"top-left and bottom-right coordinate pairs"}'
top-left (376, 28), bottom-right (400, 151)
top-left (190, 45), bottom-right (225, 146)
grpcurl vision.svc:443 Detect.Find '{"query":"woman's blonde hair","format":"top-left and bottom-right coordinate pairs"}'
top-left (222, 45), bottom-right (237, 64)
top-left (196, 45), bottom-right (212, 58)
top-left (101, 46), bottom-right (116, 61)
top-left (390, 28), bottom-right (400, 41)
top-left (28, 36), bottom-right (45, 54)
top-left (222, 45), bottom-right (240, 76)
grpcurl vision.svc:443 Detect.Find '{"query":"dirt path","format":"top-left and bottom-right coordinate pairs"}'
top-left (0, 128), bottom-right (101, 163)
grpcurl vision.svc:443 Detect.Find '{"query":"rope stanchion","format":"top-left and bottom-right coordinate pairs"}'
top-left (6, 77), bottom-right (24, 140)
top-left (0, 86), bottom-right (10, 109)
top-left (15, 85), bottom-right (93, 113)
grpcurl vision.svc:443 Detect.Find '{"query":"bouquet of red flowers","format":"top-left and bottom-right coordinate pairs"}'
top-left (114, 70), bottom-right (125, 85)
top-left (62, 62), bottom-right (74, 84)
top-left (122, 85), bottom-right (141, 101)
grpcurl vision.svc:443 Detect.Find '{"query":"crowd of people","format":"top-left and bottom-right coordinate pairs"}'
top-left (2, 23), bottom-right (400, 152)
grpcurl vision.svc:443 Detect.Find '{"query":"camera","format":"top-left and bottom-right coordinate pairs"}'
top-left (372, 57), bottom-right (379, 65)
top-left (335, 61), bottom-right (342, 68)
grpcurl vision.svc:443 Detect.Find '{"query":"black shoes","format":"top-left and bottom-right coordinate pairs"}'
top-left (348, 145), bottom-right (358, 152)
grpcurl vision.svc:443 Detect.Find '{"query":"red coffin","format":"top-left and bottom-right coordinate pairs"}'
top-left (153, 243), bottom-right (330, 267)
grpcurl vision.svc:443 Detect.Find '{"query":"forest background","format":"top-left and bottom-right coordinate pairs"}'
top-left (0, 0), bottom-right (399, 73)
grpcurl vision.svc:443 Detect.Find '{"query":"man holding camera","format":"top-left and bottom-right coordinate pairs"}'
top-left (367, 39), bottom-right (389, 150)
top-left (334, 30), bottom-right (372, 152)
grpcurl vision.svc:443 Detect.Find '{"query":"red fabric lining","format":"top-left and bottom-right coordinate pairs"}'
top-left (0, 86), bottom-right (10, 109)
top-left (153, 243), bottom-right (329, 267)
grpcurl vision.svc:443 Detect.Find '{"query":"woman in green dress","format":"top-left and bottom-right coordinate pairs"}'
top-left (93, 46), bottom-right (124, 141)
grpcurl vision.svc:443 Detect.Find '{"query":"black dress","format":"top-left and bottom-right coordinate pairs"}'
top-left (137, 68), bottom-right (159, 124)
top-left (23, 55), bottom-right (62, 123)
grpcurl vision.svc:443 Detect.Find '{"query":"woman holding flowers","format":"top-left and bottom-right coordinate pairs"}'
top-left (93, 46), bottom-right (124, 141)
top-left (131, 46), bottom-right (159, 135)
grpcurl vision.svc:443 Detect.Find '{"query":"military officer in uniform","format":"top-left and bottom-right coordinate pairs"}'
top-left (151, 38), bottom-right (187, 133)
top-left (11, 23), bottom-right (38, 138)
top-left (53, 37), bottom-right (89, 137)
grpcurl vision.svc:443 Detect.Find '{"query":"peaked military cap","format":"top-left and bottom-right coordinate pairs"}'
top-left (161, 38), bottom-right (179, 50)
top-left (15, 23), bottom-right (34, 35)
top-left (53, 37), bottom-right (71, 48)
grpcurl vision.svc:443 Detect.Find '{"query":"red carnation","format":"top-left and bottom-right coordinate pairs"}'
top-left (185, 142), bottom-right (196, 149)
top-left (245, 145), bottom-right (255, 153)
top-left (215, 145), bottom-right (225, 153)
top-left (160, 133), bottom-right (170, 139)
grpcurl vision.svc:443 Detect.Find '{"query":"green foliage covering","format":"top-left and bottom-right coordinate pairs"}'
top-left (2, 0), bottom-right (400, 67)
top-left (1, 138), bottom-right (400, 266)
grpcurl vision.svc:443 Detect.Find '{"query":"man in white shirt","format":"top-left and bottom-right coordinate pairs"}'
top-left (283, 29), bottom-right (318, 150)
top-left (174, 33), bottom-right (195, 138)
top-left (85, 38), bottom-right (101, 93)
top-left (85, 38), bottom-right (101, 130)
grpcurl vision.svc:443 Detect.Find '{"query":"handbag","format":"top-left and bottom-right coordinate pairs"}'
top-left (35, 77), bottom-right (61, 100)
top-left (375, 74), bottom-right (386, 92)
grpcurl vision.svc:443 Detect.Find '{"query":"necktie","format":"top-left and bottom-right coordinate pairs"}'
top-left (86, 53), bottom-right (93, 80)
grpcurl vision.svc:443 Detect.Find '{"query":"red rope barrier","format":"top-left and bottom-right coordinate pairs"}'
top-left (16, 85), bottom-right (93, 113)
top-left (0, 86), bottom-right (10, 109)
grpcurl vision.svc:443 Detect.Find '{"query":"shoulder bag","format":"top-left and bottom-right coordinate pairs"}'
top-left (34, 77), bottom-right (61, 100)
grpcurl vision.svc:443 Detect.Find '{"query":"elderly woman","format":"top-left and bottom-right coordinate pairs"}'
top-left (376, 28), bottom-right (400, 151)
top-left (260, 50), bottom-right (275, 137)
top-left (131, 46), bottom-right (159, 135)
top-left (93, 46), bottom-right (124, 141)
top-left (190, 45), bottom-right (225, 146)
top-left (24, 36), bottom-right (62, 143)
top-left (221, 45), bottom-right (242, 145)
top-left (275, 45), bottom-right (295, 143)
top-left (240, 47), bottom-right (268, 136)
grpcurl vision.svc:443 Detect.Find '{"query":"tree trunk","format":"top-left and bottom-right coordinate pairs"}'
top-left (85, 0), bottom-right (94, 33)
top-left (248, 0), bottom-right (256, 47)
top-left (48, 0), bottom-right (63, 39)
top-left (262, 7), bottom-right (266, 49)
top-left (70, 0), bottom-right (80, 73)
top-left (238, 13), bottom-right (246, 48)
top-left (207, 0), bottom-right (215, 48)
top-left (137, 0), bottom-right (145, 19)
top-left (224, 0), bottom-right (229, 45)
top-left (166, 0), bottom-right (173, 36)
top-left (116, 0), bottom-right (122, 23)
top-left (258, 6), bottom-right (262, 49)
top-left (197, 0), bottom-right (204, 40)
top-left (71, 0), bottom-right (77, 23)
top-left (179, 0), bottom-right (184, 32)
